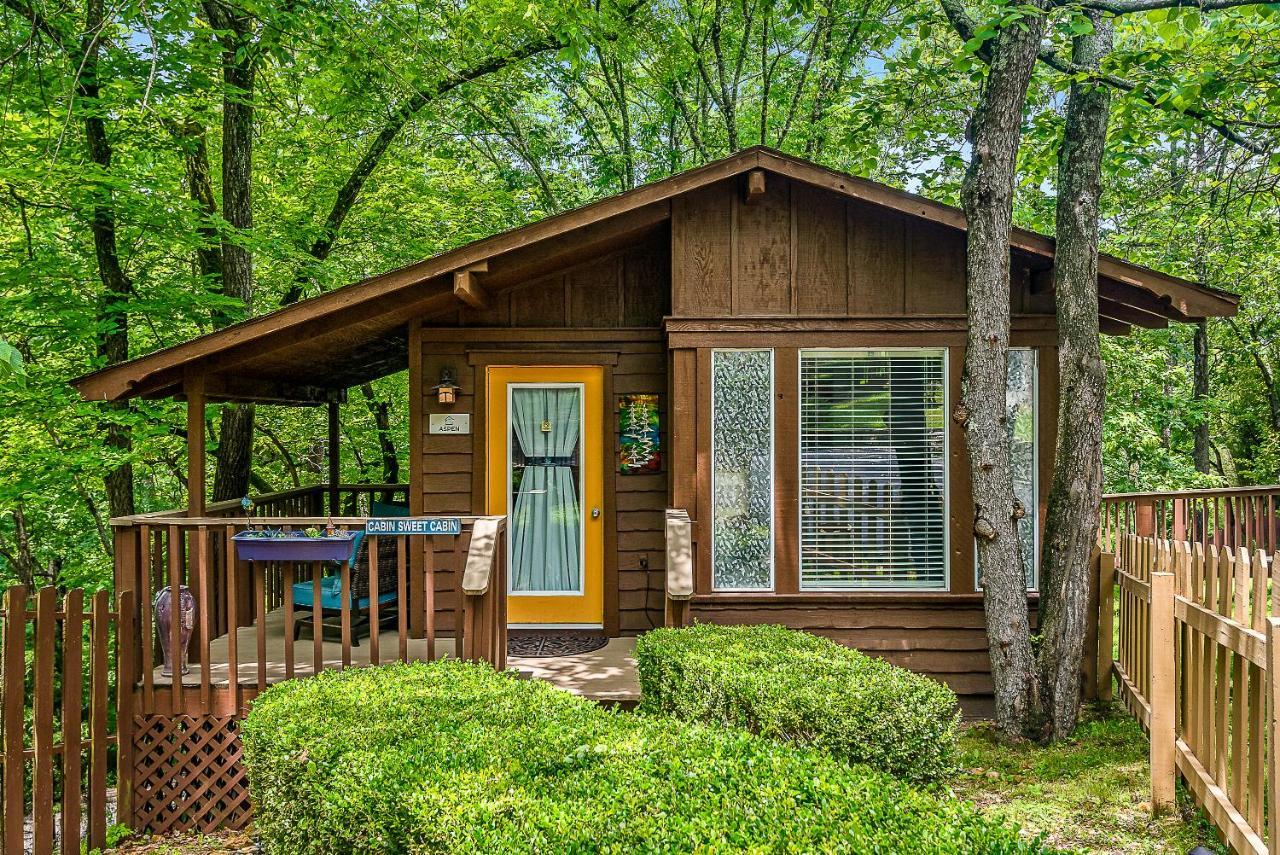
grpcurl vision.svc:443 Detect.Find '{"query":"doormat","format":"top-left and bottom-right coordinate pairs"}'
top-left (507, 634), bottom-right (609, 658)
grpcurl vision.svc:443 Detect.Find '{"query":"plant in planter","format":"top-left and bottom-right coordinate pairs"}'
top-left (232, 525), bottom-right (359, 562)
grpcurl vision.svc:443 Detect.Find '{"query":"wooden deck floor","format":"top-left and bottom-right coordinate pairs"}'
top-left (150, 607), bottom-right (640, 704)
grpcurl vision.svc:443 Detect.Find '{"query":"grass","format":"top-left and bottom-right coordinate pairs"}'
top-left (954, 701), bottom-right (1224, 854)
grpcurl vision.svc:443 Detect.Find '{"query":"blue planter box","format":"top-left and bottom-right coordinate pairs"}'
top-left (232, 531), bottom-right (358, 563)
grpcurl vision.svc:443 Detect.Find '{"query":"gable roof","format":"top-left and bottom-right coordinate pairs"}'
top-left (74, 146), bottom-right (1238, 404)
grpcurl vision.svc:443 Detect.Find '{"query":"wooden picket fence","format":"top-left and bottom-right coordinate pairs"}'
top-left (1108, 534), bottom-right (1280, 854)
top-left (0, 585), bottom-right (131, 855)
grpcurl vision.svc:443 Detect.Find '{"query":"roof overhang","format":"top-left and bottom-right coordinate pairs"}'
top-left (74, 146), bottom-right (1238, 404)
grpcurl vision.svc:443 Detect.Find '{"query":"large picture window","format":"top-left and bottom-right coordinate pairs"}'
top-left (710, 349), bottom-right (774, 591)
top-left (800, 349), bottom-right (948, 590)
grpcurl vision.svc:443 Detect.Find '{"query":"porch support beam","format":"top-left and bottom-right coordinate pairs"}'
top-left (1099, 297), bottom-right (1169, 329)
top-left (203, 375), bottom-right (347, 405)
top-left (328, 400), bottom-right (340, 514)
top-left (407, 320), bottom-right (429, 644)
top-left (1099, 277), bottom-right (1193, 323)
top-left (453, 262), bottom-right (489, 310)
top-left (184, 372), bottom-right (206, 517)
top-left (1099, 316), bottom-right (1132, 336)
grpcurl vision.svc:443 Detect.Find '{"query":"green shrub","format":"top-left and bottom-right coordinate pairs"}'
top-left (241, 661), bottom-right (1049, 854)
top-left (635, 623), bottom-right (960, 785)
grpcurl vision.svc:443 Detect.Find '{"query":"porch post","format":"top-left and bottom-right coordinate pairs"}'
top-left (408, 320), bottom-right (429, 642)
top-left (1134, 498), bottom-right (1156, 538)
top-left (185, 373), bottom-right (206, 517)
top-left (328, 400), bottom-right (340, 514)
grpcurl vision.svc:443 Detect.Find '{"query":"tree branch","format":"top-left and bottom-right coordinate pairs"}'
top-left (1035, 49), bottom-right (1269, 156)
top-left (0, 0), bottom-right (72, 56)
top-left (282, 33), bottom-right (565, 305)
top-left (937, 0), bottom-right (1269, 156)
top-left (1073, 0), bottom-right (1272, 13)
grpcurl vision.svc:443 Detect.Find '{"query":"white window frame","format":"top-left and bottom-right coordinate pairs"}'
top-left (797, 347), bottom-right (951, 593)
top-left (505, 381), bottom-right (587, 598)
top-left (710, 348), bottom-right (776, 592)
top-left (974, 347), bottom-right (1040, 592)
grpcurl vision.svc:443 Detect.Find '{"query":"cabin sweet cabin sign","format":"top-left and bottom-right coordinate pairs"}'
top-left (365, 517), bottom-right (462, 535)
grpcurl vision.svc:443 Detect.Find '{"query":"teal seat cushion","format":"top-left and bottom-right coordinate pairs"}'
top-left (290, 529), bottom-right (391, 609)
top-left (292, 577), bottom-right (396, 610)
top-left (371, 500), bottom-right (411, 517)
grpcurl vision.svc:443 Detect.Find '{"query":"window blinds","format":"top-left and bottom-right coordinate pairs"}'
top-left (800, 350), bottom-right (948, 590)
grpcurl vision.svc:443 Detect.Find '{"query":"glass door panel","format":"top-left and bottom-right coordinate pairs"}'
top-left (508, 385), bottom-right (584, 595)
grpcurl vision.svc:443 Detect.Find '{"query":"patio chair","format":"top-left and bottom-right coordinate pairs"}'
top-left (291, 529), bottom-right (400, 644)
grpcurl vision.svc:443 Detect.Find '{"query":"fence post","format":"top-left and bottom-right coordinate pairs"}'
top-left (116, 589), bottom-right (136, 827)
top-left (1097, 551), bottom-right (1115, 702)
top-left (1149, 570), bottom-right (1176, 815)
top-left (1268, 616), bottom-right (1280, 854)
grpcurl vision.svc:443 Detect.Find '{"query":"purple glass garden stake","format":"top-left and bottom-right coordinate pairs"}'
top-left (155, 585), bottom-right (196, 677)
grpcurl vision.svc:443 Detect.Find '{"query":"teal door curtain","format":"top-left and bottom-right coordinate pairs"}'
top-left (510, 386), bottom-right (582, 593)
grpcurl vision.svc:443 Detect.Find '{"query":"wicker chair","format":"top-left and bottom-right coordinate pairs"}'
top-left (291, 532), bottom-right (400, 643)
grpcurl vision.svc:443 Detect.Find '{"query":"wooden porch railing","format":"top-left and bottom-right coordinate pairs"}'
top-left (203, 483), bottom-right (409, 518)
top-left (107, 510), bottom-right (507, 833)
top-left (664, 509), bottom-right (693, 627)
top-left (1106, 532), bottom-right (1280, 854)
top-left (1102, 486), bottom-right (1280, 556)
top-left (111, 513), bottom-right (507, 710)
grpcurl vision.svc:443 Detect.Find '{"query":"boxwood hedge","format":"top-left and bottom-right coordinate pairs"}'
top-left (241, 661), bottom-right (1047, 854)
top-left (635, 623), bottom-right (960, 785)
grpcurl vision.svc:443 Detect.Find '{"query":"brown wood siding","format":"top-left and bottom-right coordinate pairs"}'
top-left (454, 232), bottom-right (670, 329)
top-left (671, 175), bottom-right (1044, 319)
top-left (689, 596), bottom-right (1039, 708)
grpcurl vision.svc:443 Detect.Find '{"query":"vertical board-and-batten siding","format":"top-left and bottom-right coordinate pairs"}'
top-left (668, 172), bottom-right (1056, 706)
top-left (419, 234), bottom-right (670, 634)
top-left (672, 174), bottom-right (1051, 318)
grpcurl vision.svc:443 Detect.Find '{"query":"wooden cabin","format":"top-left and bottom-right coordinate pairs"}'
top-left (74, 147), bottom-right (1237, 830)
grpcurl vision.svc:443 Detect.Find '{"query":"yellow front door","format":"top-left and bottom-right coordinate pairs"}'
top-left (485, 366), bottom-right (604, 627)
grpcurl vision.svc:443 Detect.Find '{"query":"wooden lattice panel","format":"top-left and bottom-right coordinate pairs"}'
top-left (132, 714), bottom-right (252, 833)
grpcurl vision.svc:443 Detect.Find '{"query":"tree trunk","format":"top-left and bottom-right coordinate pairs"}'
top-left (173, 120), bottom-right (225, 307)
top-left (82, 0), bottom-right (135, 517)
top-left (1193, 319), bottom-right (1211, 473)
top-left (360, 384), bottom-right (399, 499)
top-left (213, 402), bottom-right (256, 503)
top-left (207, 5), bottom-right (257, 503)
top-left (955, 1), bottom-right (1048, 739)
top-left (1037, 11), bottom-right (1113, 740)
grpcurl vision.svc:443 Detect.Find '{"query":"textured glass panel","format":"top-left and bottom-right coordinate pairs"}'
top-left (977, 350), bottom-right (1038, 589)
top-left (1008, 349), bottom-right (1037, 587)
top-left (711, 350), bottom-right (773, 590)
top-left (800, 350), bottom-right (947, 589)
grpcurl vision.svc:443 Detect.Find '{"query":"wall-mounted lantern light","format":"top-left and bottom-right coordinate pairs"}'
top-left (431, 366), bottom-right (460, 405)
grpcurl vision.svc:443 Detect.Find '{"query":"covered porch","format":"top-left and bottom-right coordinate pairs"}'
top-left (111, 483), bottom-right (647, 720)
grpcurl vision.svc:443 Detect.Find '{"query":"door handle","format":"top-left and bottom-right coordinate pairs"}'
top-left (591, 507), bottom-right (601, 519)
